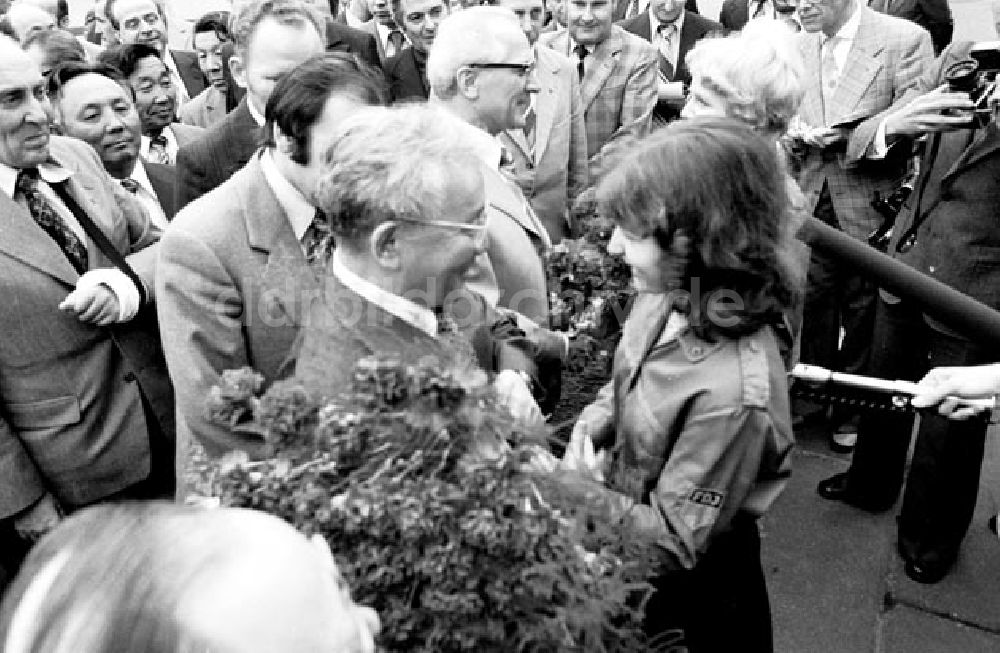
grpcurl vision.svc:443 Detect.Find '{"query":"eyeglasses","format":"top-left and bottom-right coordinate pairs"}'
top-left (467, 63), bottom-right (534, 76)
top-left (393, 216), bottom-right (488, 243)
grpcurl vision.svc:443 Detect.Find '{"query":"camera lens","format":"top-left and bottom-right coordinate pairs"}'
top-left (945, 60), bottom-right (979, 94)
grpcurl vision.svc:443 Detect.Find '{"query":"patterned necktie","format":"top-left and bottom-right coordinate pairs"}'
top-left (302, 208), bottom-right (334, 266)
top-left (821, 36), bottom-right (841, 123)
top-left (147, 132), bottom-right (171, 165)
top-left (120, 178), bottom-right (140, 194)
top-left (657, 23), bottom-right (677, 79)
top-left (388, 29), bottom-right (405, 58)
top-left (574, 44), bottom-right (587, 80)
top-left (16, 168), bottom-right (89, 274)
top-left (523, 105), bottom-right (537, 154)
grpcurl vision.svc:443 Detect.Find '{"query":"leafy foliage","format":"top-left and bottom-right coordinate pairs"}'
top-left (198, 356), bottom-right (662, 652)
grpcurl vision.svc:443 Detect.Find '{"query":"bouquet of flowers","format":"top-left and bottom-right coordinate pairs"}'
top-left (194, 356), bottom-right (664, 652)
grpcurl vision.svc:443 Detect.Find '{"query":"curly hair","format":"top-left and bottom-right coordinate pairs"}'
top-left (595, 117), bottom-right (804, 340)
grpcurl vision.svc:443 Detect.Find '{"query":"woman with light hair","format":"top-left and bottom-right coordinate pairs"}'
top-left (682, 19), bottom-right (804, 140)
top-left (0, 503), bottom-right (380, 653)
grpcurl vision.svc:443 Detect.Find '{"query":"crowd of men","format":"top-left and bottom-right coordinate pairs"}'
top-left (0, 0), bottom-right (992, 601)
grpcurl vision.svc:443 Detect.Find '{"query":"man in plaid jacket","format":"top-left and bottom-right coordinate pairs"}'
top-left (789, 0), bottom-right (932, 447)
top-left (540, 0), bottom-right (657, 181)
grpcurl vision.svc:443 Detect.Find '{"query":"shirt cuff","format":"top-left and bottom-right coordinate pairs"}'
top-left (871, 118), bottom-right (892, 159)
top-left (75, 268), bottom-right (141, 322)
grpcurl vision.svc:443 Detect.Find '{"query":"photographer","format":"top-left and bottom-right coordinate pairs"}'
top-left (816, 40), bottom-right (999, 585)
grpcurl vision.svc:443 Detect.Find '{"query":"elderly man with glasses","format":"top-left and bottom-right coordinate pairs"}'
top-left (427, 7), bottom-right (553, 329)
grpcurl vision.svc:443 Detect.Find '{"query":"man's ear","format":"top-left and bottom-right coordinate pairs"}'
top-left (273, 124), bottom-right (296, 157)
top-left (370, 222), bottom-right (402, 270)
top-left (455, 67), bottom-right (479, 100)
top-left (229, 54), bottom-right (248, 89)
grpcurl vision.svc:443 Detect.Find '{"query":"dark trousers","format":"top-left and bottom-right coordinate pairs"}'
top-left (644, 515), bottom-right (772, 653)
top-left (0, 391), bottom-right (174, 593)
top-left (800, 187), bottom-right (877, 380)
top-left (846, 298), bottom-right (989, 566)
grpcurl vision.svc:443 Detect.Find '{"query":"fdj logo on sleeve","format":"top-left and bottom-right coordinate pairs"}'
top-left (688, 488), bottom-right (724, 508)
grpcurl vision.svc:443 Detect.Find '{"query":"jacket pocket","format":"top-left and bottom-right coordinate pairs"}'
top-left (6, 395), bottom-right (82, 430)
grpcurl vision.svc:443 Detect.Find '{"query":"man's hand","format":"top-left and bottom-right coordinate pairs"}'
top-left (561, 421), bottom-right (607, 481)
top-left (910, 363), bottom-right (1000, 420)
top-left (14, 492), bottom-right (62, 542)
top-left (884, 85), bottom-right (976, 140)
top-left (494, 369), bottom-right (544, 428)
top-left (801, 126), bottom-right (850, 148)
top-left (59, 283), bottom-right (121, 326)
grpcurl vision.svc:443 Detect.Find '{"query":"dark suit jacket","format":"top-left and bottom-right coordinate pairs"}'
top-left (325, 18), bottom-right (381, 68)
top-left (619, 10), bottom-right (723, 122)
top-left (385, 46), bottom-right (429, 102)
top-left (719, 0), bottom-right (750, 30)
top-left (146, 161), bottom-right (177, 220)
top-left (869, 0), bottom-right (952, 54)
top-left (175, 98), bottom-right (261, 210)
top-left (170, 49), bottom-right (208, 99)
top-left (612, 0), bottom-right (699, 21)
top-left (0, 137), bottom-right (164, 516)
top-left (891, 42), bottom-right (1000, 316)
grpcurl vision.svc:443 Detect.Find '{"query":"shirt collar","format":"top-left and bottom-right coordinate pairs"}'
top-left (650, 8), bottom-right (685, 35)
top-left (453, 118), bottom-right (503, 170)
top-left (128, 159), bottom-right (156, 196)
top-left (827, 1), bottom-right (862, 44)
top-left (330, 250), bottom-right (439, 338)
top-left (247, 97), bottom-right (266, 127)
top-left (0, 158), bottom-right (73, 199)
top-left (259, 149), bottom-right (316, 241)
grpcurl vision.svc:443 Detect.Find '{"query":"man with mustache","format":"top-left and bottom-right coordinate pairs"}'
top-left (98, 43), bottom-right (204, 167)
top-left (0, 36), bottom-right (171, 580)
top-left (105, 0), bottom-right (207, 108)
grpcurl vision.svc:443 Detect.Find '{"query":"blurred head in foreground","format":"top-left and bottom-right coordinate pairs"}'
top-left (0, 503), bottom-right (380, 653)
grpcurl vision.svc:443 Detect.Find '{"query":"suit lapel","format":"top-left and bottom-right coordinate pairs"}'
top-left (799, 33), bottom-right (825, 125)
top-left (503, 128), bottom-right (532, 161)
top-left (581, 30), bottom-right (623, 111)
top-left (0, 182), bottom-right (80, 288)
top-left (828, 10), bottom-right (883, 124)
top-left (675, 14), bottom-right (700, 80)
top-left (532, 50), bottom-right (558, 161)
top-left (942, 122), bottom-right (1000, 185)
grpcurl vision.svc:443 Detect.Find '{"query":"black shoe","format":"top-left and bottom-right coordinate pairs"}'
top-left (816, 473), bottom-right (894, 512)
top-left (904, 558), bottom-right (953, 585)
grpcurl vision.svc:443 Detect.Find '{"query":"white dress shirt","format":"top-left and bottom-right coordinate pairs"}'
top-left (0, 160), bottom-right (140, 320)
top-left (331, 250), bottom-right (440, 338)
top-left (162, 49), bottom-right (191, 109)
top-left (375, 21), bottom-right (409, 59)
top-left (140, 124), bottom-right (179, 165)
top-left (125, 159), bottom-right (169, 230)
top-left (259, 149), bottom-right (316, 251)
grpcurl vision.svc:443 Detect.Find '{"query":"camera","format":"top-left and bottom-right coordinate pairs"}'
top-left (944, 43), bottom-right (1000, 129)
top-left (869, 183), bottom-right (913, 251)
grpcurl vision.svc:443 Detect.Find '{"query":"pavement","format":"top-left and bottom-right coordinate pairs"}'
top-left (761, 417), bottom-right (1000, 653)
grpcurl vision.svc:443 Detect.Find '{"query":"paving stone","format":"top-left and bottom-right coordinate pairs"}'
top-left (881, 604), bottom-right (1000, 653)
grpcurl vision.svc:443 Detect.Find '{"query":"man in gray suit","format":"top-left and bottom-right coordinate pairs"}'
top-left (428, 7), bottom-right (553, 326)
top-left (98, 43), bottom-right (204, 167)
top-left (359, 0), bottom-right (408, 66)
top-left (789, 0), bottom-right (932, 448)
top-left (0, 36), bottom-right (169, 575)
top-left (495, 0), bottom-right (588, 242)
top-left (157, 54), bottom-right (388, 494)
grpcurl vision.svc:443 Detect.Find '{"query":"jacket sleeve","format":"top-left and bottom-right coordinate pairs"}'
top-left (848, 26), bottom-right (934, 164)
top-left (618, 406), bottom-right (778, 571)
top-left (589, 43), bottom-right (657, 179)
top-left (156, 225), bottom-right (247, 460)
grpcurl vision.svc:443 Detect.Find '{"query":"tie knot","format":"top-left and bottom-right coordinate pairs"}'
top-left (657, 22), bottom-right (677, 38)
top-left (573, 43), bottom-right (588, 60)
top-left (150, 133), bottom-right (168, 147)
top-left (120, 178), bottom-right (140, 194)
top-left (15, 168), bottom-right (40, 194)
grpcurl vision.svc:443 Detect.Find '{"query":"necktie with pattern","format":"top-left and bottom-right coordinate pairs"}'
top-left (120, 178), bottom-right (140, 194)
top-left (388, 29), bottom-right (405, 58)
top-left (523, 105), bottom-right (537, 154)
top-left (821, 36), bottom-right (841, 124)
top-left (657, 23), bottom-right (677, 79)
top-left (574, 43), bottom-right (587, 80)
top-left (147, 132), bottom-right (171, 165)
top-left (16, 168), bottom-right (89, 274)
top-left (302, 208), bottom-right (334, 266)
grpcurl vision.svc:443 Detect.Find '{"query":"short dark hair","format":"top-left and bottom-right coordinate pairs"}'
top-left (22, 28), bottom-right (86, 73)
top-left (191, 10), bottom-right (230, 40)
top-left (263, 51), bottom-right (389, 165)
top-left (97, 42), bottom-right (161, 79)
top-left (46, 59), bottom-right (125, 99)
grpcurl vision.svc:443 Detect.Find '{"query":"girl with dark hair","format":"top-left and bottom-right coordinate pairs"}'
top-left (564, 117), bottom-right (802, 653)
